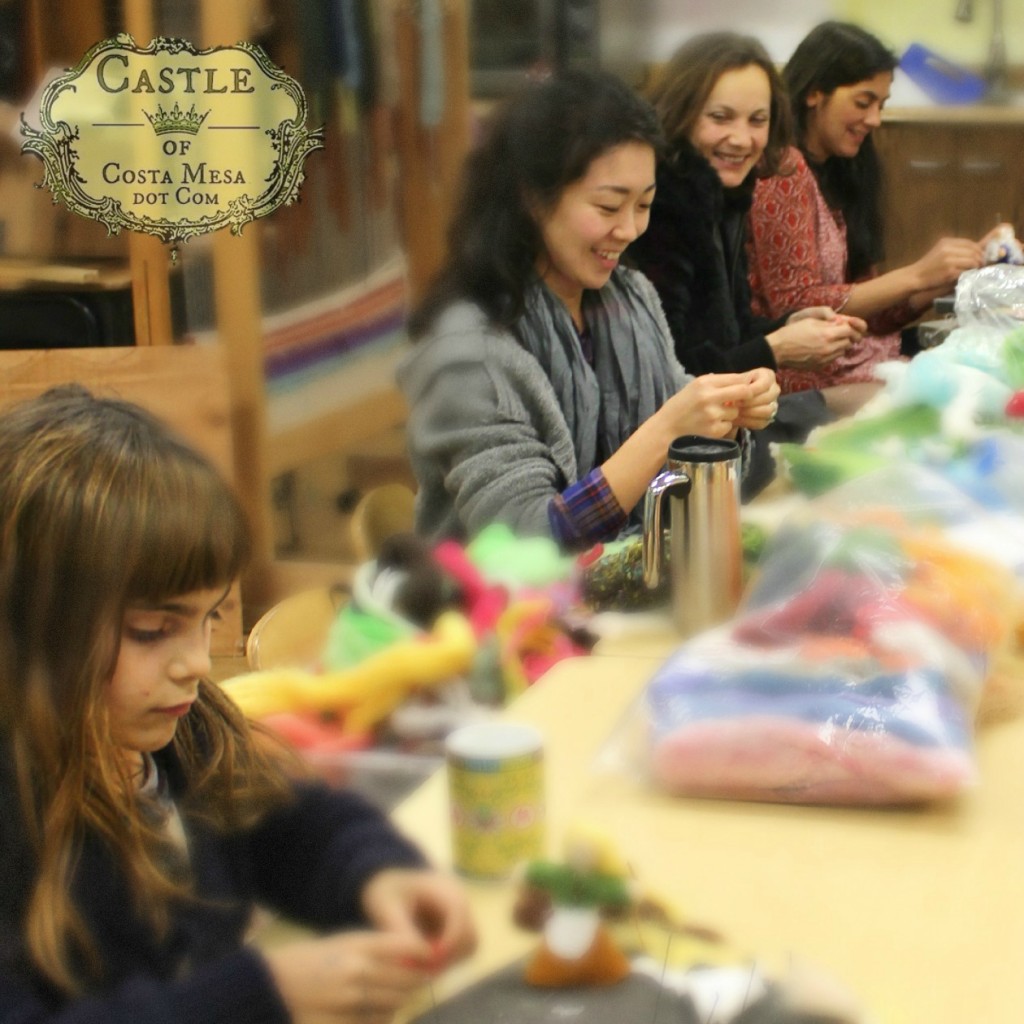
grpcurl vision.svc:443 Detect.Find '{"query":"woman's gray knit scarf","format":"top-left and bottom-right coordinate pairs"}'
top-left (516, 268), bottom-right (679, 476)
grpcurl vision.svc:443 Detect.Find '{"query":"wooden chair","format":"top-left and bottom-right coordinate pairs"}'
top-left (349, 482), bottom-right (416, 563)
top-left (245, 585), bottom-right (348, 671)
top-left (0, 345), bottom-right (246, 656)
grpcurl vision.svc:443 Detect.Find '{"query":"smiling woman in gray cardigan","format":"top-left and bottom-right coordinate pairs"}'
top-left (399, 272), bottom-right (688, 541)
top-left (399, 70), bottom-right (779, 551)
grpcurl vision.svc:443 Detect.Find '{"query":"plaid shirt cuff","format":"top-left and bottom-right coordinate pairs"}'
top-left (548, 468), bottom-right (627, 550)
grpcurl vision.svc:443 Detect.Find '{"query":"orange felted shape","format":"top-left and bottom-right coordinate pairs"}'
top-left (524, 924), bottom-right (631, 988)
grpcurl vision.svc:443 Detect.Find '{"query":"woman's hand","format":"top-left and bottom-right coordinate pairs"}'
top-left (263, 930), bottom-right (438, 1024)
top-left (785, 305), bottom-right (837, 325)
top-left (659, 370), bottom-right (780, 437)
top-left (769, 308), bottom-right (864, 369)
top-left (910, 237), bottom-right (985, 292)
top-left (659, 372), bottom-right (761, 439)
top-left (732, 367), bottom-right (781, 431)
top-left (362, 868), bottom-right (477, 968)
top-left (605, 372), bottom-right (770, 516)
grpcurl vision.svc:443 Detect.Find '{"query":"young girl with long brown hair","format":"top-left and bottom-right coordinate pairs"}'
top-left (0, 385), bottom-right (474, 1024)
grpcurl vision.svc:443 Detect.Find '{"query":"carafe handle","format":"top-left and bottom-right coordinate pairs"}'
top-left (642, 468), bottom-right (691, 588)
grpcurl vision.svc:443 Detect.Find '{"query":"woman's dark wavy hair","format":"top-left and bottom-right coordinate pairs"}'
top-left (784, 21), bottom-right (897, 280)
top-left (409, 68), bottom-right (664, 335)
top-left (647, 31), bottom-right (791, 179)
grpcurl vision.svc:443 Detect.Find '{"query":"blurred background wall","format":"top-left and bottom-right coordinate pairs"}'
top-left (647, 0), bottom-right (1022, 67)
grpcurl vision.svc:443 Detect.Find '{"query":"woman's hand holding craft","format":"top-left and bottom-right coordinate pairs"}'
top-left (911, 237), bottom-right (984, 291)
top-left (905, 225), bottom-right (1019, 311)
top-left (732, 367), bottom-right (781, 431)
top-left (770, 308), bottom-right (864, 369)
top-left (663, 373), bottom-right (759, 438)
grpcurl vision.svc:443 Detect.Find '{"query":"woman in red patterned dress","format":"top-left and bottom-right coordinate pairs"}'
top-left (747, 22), bottom-right (993, 415)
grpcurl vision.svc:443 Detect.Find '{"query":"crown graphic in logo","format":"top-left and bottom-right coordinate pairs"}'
top-left (144, 102), bottom-right (210, 136)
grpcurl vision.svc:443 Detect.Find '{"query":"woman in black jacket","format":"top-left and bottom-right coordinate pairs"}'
top-left (630, 31), bottom-right (866, 438)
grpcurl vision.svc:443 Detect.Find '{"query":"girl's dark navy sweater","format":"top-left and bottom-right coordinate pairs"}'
top-left (0, 744), bottom-right (426, 1024)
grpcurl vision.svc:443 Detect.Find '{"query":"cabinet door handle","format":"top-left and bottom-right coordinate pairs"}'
top-left (961, 159), bottom-right (1002, 174)
top-left (908, 159), bottom-right (949, 172)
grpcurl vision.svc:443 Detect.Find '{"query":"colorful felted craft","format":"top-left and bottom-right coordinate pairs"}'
top-left (222, 609), bottom-right (476, 738)
top-left (514, 824), bottom-right (635, 988)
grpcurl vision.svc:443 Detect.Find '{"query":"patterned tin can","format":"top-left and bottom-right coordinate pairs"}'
top-left (445, 721), bottom-right (546, 879)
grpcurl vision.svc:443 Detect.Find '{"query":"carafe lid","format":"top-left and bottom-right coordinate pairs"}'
top-left (668, 435), bottom-right (740, 463)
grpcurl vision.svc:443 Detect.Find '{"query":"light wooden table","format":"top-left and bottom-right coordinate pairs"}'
top-left (391, 654), bottom-right (1024, 1024)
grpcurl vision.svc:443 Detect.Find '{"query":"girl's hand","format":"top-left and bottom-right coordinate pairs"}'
top-left (362, 868), bottom-right (477, 969)
top-left (732, 367), bottom-right (781, 431)
top-left (264, 930), bottom-right (437, 1024)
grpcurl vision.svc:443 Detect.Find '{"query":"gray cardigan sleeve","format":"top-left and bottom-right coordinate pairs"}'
top-left (398, 305), bottom-right (580, 540)
top-left (411, 361), bottom-right (565, 537)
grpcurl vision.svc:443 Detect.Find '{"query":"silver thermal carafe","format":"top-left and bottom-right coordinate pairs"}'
top-left (642, 435), bottom-right (743, 638)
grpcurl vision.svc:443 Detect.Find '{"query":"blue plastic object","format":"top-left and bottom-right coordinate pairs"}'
top-left (900, 43), bottom-right (987, 105)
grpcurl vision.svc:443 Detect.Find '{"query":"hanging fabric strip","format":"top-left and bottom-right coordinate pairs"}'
top-left (353, 0), bottom-right (378, 110)
top-left (418, 0), bottom-right (444, 128)
top-left (376, 0), bottom-right (401, 110)
top-left (297, 0), bottom-right (332, 123)
top-left (339, 0), bottom-right (363, 94)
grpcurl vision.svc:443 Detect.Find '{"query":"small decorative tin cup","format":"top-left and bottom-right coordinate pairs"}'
top-left (445, 721), bottom-right (546, 879)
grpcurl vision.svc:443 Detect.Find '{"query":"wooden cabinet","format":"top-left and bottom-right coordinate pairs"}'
top-left (874, 115), bottom-right (1024, 271)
